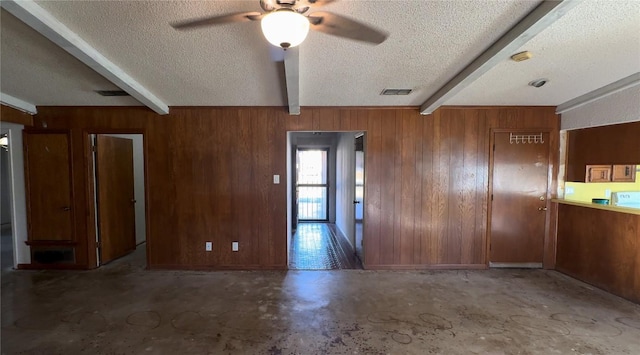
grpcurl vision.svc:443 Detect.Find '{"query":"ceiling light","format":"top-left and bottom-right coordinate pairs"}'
top-left (511, 51), bottom-right (532, 62)
top-left (528, 79), bottom-right (548, 88)
top-left (261, 10), bottom-right (310, 49)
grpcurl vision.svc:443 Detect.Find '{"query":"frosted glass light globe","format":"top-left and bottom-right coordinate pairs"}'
top-left (261, 10), bottom-right (310, 49)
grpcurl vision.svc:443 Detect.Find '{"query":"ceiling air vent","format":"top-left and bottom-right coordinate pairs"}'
top-left (381, 88), bottom-right (412, 95)
top-left (95, 90), bottom-right (130, 97)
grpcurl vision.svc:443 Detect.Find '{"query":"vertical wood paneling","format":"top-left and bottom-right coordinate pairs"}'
top-left (420, 113), bottom-right (434, 265)
top-left (1, 105), bottom-right (34, 126)
top-left (461, 111), bottom-right (479, 264)
top-left (392, 110), bottom-right (403, 264)
top-left (447, 111), bottom-right (465, 264)
top-left (412, 111), bottom-right (424, 264)
top-left (32, 106), bottom-right (558, 270)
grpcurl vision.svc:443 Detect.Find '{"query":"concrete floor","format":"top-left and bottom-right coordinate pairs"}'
top-left (2, 248), bottom-right (640, 354)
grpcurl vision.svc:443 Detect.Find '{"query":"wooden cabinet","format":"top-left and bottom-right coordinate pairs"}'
top-left (612, 164), bottom-right (636, 182)
top-left (586, 164), bottom-right (611, 182)
top-left (556, 203), bottom-right (640, 304)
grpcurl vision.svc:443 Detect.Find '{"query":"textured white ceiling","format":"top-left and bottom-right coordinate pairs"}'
top-left (1, 1), bottom-right (639, 109)
top-left (0, 9), bottom-right (141, 106)
top-left (450, 0), bottom-right (640, 106)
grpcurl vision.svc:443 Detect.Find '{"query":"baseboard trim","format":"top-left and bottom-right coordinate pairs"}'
top-left (489, 262), bottom-right (543, 269)
top-left (147, 264), bottom-right (288, 271)
top-left (363, 264), bottom-right (488, 270)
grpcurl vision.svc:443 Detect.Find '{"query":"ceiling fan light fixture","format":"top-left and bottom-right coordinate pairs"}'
top-left (261, 10), bottom-right (310, 49)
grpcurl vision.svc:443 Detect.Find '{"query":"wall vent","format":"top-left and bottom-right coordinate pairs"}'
top-left (381, 88), bottom-right (412, 95)
top-left (95, 90), bottom-right (130, 96)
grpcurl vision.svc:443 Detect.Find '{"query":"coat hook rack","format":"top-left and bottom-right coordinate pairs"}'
top-left (509, 133), bottom-right (544, 144)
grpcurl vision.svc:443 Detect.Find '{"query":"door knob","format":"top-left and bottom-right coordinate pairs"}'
top-left (353, 201), bottom-right (361, 204)
top-left (61, 206), bottom-right (71, 211)
top-left (538, 207), bottom-right (547, 211)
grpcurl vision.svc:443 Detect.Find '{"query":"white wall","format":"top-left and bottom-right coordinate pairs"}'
top-left (0, 122), bottom-right (30, 265)
top-left (561, 85), bottom-right (640, 130)
top-left (335, 133), bottom-right (355, 248)
top-left (103, 134), bottom-right (146, 245)
top-left (1, 148), bottom-right (11, 225)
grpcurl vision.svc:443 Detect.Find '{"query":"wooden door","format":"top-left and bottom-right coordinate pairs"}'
top-left (96, 135), bottom-right (136, 264)
top-left (24, 131), bottom-right (74, 241)
top-left (489, 132), bottom-right (550, 267)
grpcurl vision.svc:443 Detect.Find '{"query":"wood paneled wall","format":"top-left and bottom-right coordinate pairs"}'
top-left (33, 106), bottom-right (559, 269)
top-left (556, 203), bottom-right (640, 304)
top-left (566, 121), bottom-right (640, 182)
top-left (1, 105), bottom-right (34, 126)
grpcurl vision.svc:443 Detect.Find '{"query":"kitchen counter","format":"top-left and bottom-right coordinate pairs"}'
top-left (552, 198), bottom-right (640, 215)
top-left (555, 202), bottom-right (640, 304)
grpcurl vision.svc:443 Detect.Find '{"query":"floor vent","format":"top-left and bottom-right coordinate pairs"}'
top-left (32, 247), bottom-right (75, 264)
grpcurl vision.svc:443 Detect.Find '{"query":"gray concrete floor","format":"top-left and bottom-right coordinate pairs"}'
top-left (2, 246), bottom-right (640, 355)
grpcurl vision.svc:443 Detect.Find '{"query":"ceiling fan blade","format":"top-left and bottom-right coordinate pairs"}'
top-left (302, 0), bottom-right (337, 7)
top-left (172, 12), bottom-right (262, 30)
top-left (308, 12), bottom-right (388, 44)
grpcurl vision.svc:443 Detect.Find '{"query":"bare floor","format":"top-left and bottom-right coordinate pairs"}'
top-left (2, 248), bottom-right (640, 355)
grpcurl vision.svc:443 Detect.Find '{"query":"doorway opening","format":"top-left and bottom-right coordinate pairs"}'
top-left (88, 133), bottom-right (147, 269)
top-left (0, 123), bottom-right (29, 270)
top-left (1, 133), bottom-right (14, 269)
top-left (287, 132), bottom-right (365, 270)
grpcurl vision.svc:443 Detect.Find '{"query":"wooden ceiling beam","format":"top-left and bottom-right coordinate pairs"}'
top-left (1, 0), bottom-right (169, 115)
top-left (419, 0), bottom-right (583, 115)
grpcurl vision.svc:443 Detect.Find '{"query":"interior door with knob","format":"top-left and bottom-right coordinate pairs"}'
top-left (95, 135), bottom-right (136, 264)
top-left (489, 131), bottom-right (550, 267)
top-left (24, 131), bottom-right (75, 242)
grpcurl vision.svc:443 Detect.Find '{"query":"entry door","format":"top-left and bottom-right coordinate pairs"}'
top-left (354, 135), bottom-right (365, 261)
top-left (24, 131), bottom-right (74, 241)
top-left (297, 149), bottom-right (329, 221)
top-left (489, 132), bottom-right (550, 267)
top-left (95, 135), bottom-right (136, 264)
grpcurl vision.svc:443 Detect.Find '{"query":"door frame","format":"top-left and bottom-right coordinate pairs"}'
top-left (353, 132), bottom-right (365, 263)
top-left (83, 129), bottom-right (149, 269)
top-left (486, 128), bottom-right (558, 269)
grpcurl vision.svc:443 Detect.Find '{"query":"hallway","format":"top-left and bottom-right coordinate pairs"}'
top-left (289, 223), bottom-right (361, 270)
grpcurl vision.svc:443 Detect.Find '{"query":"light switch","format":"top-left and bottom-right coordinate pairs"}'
top-left (205, 242), bottom-right (212, 251)
top-left (232, 242), bottom-right (239, 252)
top-left (273, 175), bottom-right (280, 184)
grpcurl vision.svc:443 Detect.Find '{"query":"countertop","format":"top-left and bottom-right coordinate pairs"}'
top-left (552, 198), bottom-right (640, 215)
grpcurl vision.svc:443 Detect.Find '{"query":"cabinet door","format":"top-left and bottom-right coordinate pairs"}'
top-left (586, 165), bottom-right (611, 182)
top-left (612, 164), bottom-right (636, 182)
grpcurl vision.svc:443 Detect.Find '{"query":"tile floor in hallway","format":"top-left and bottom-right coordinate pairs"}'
top-left (289, 223), bottom-right (360, 270)
top-left (2, 246), bottom-right (640, 354)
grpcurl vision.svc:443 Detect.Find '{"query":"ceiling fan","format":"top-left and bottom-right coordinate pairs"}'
top-left (171, 0), bottom-right (388, 49)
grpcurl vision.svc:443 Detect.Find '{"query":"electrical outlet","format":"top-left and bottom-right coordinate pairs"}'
top-left (565, 186), bottom-right (574, 194)
top-left (205, 242), bottom-right (212, 251)
top-left (273, 175), bottom-right (280, 184)
top-left (605, 189), bottom-right (611, 198)
top-left (232, 241), bottom-right (239, 252)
